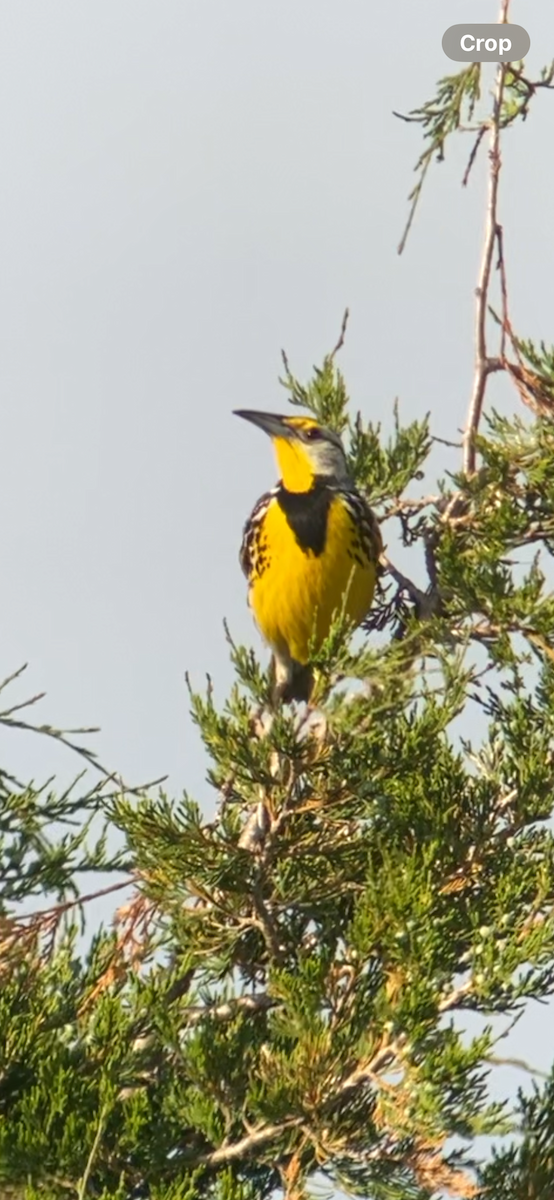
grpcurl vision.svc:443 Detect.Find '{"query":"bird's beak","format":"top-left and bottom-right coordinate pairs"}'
top-left (233, 410), bottom-right (292, 440)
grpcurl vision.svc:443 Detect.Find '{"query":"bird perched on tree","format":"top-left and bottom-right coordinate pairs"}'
top-left (235, 410), bottom-right (382, 703)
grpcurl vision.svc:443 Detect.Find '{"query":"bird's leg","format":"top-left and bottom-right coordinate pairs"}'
top-left (270, 651), bottom-right (293, 705)
top-left (270, 651), bottom-right (313, 707)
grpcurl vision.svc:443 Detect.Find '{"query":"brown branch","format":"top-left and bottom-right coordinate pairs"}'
top-left (503, 63), bottom-right (554, 122)
top-left (333, 980), bottom-right (474, 1104)
top-left (176, 979), bottom-right (476, 1175)
top-left (182, 991), bottom-right (278, 1028)
top-left (495, 223), bottom-right (510, 360)
top-left (327, 308), bottom-right (350, 361)
top-left (380, 554), bottom-right (435, 617)
top-left (462, 0), bottom-right (510, 475)
top-left (17, 877), bottom-right (136, 924)
top-left (260, 763), bottom-right (299, 864)
top-left (251, 881), bottom-right (286, 964)
top-left (380, 495), bottom-right (441, 523)
top-left (196, 1117), bottom-right (304, 1167)
top-left (462, 124), bottom-right (487, 188)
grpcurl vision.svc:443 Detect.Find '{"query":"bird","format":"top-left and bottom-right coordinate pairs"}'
top-left (235, 410), bottom-right (382, 703)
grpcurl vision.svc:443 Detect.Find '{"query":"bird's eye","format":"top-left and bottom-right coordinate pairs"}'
top-left (304, 427), bottom-right (322, 441)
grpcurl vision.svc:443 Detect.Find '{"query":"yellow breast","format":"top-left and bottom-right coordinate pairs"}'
top-left (248, 493), bottom-right (379, 665)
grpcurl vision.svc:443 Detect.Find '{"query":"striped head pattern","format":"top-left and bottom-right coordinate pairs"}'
top-left (234, 410), bottom-right (350, 492)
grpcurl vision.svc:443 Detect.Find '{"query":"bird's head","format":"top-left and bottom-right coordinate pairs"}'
top-left (234, 410), bottom-right (350, 492)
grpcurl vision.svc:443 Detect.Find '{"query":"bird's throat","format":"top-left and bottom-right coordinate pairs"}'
top-left (273, 437), bottom-right (315, 492)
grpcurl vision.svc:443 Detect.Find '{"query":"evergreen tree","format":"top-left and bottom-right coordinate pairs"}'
top-left (2, 5), bottom-right (554, 1198)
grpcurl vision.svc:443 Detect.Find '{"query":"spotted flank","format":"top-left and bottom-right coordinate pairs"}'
top-left (337, 487), bottom-right (382, 569)
top-left (239, 489), bottom-right (276, 581)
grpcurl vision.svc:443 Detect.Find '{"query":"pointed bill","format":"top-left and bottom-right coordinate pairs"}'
top-left (233, 410), bottom-right (293, 439)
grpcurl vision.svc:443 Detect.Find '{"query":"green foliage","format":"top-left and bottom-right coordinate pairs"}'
top-left (395, 64), bottom-right (481, 253)
top-left (280, 337), bottom-right (432, 507)
top-left (5, 327), bottom-right (554, 1194)
top-left (481, 1067), bottom-right (554, 1199)
top-left (397, 54), bottom-right (554, 252)
top-left (4, 326), bottom-right (554, 1195)
top-left (502, 59), bottom-right (554, 124)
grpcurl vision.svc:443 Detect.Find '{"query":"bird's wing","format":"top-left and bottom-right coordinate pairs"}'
top-left (337, 487), bottom-right (383, 565)
top-left (239, 489), bottom-right (276, 579)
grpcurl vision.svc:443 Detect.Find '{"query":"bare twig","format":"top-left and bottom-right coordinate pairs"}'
top-left (17, 877), bottom-right (135, 924)
top-left (0, 689), bottom-right (47, 717)
top-left (397, 157), bottom-right (432, 256)
top-left (281, 345), bottom-right (292, 377)
top-left (327, 308), bottom-right (350, 362)
top-left (380, 495), bottom-right (441, 523)
top-left (462, 0), bottom-right (510, 475)
top-left (380, 554), bottom-right (434, 615)
top-left (495, 223), bottom-right (510, 360)
top-left (0, 667), bottom-right (167, 797)
top-left (0, 662), bottom-right (30, 694)
top-left (392, 110), bottom-right (421, 124)
top-left (462, 124), bottom-right (487, 188)
top-left (485, 1054), bottom-right (549, 1080)
top-left (432, 435), bottom-right (463, 449)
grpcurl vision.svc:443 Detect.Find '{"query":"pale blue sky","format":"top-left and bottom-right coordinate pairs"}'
top-left (1, 0), bottom-right (553, 1160)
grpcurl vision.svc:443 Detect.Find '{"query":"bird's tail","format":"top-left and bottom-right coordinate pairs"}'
top-left (270, 655), bottom-right (313, 705)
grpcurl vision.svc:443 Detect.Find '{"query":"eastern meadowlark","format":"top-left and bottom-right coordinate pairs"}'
top-left (235, 410), bottom-right (382, 702)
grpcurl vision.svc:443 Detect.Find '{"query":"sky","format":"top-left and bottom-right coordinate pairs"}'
top-left (1, 0), bottom-right (554, 1171)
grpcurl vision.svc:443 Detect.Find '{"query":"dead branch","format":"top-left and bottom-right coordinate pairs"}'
top-left (462, 0), bottom-right (510, 474)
